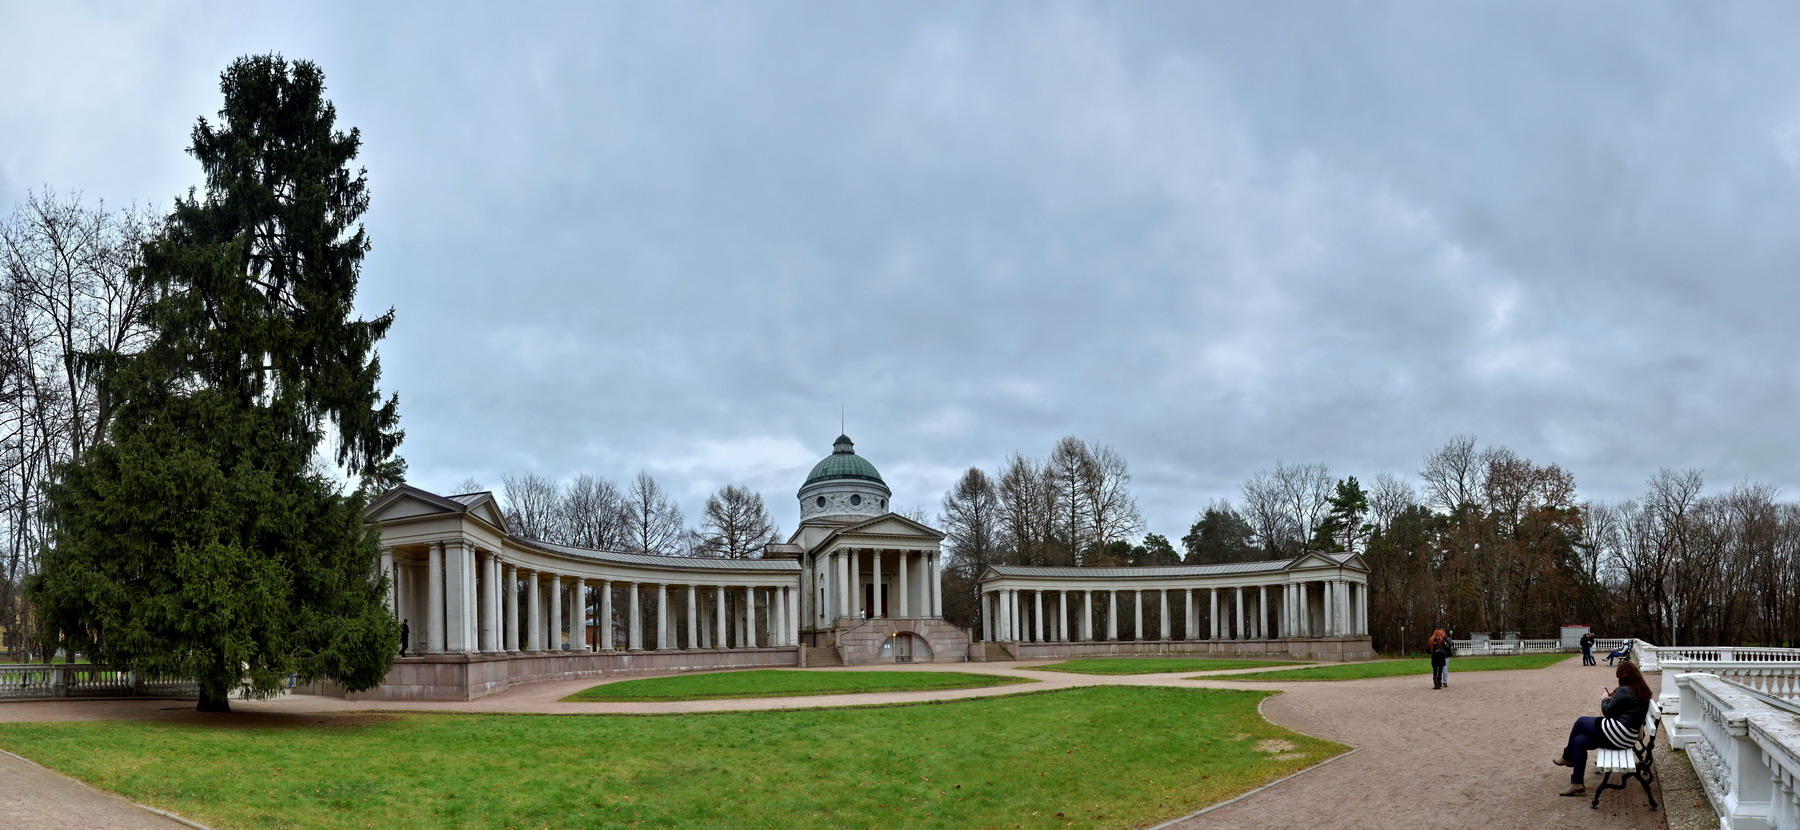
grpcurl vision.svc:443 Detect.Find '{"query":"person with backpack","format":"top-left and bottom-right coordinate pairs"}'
top-left (1428, 629), bottom-right (1452, 690)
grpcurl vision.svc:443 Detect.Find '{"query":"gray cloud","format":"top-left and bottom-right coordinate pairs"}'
top-left (6, 2), bottom-right (1800, 539)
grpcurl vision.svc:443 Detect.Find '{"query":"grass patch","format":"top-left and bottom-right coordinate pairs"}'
top-left (1028, 657), bottom-right (1306, 675)
top-left (0, 686), bottom-right (1345, 829)
top-left (1219, 652), bottom-right (1570, 681)
top-left (563, 669), bottom-right (1030, 701)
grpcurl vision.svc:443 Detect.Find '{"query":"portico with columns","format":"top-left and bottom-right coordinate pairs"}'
top-left (976, 551), bottom-right (1374, 662)
top-left (788, 434), bottom-right (970, 664)
top-left (348, 485), bottom-right (805, 701)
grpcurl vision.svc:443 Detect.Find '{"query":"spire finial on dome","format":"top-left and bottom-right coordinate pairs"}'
top-left (833, 433), bottom-right (854, 454)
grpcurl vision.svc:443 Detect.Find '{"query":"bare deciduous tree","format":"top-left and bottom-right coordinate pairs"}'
top-left (698, 484), bottom-right (778, 558)
top-left (624, 471), bottom-right (687, 556)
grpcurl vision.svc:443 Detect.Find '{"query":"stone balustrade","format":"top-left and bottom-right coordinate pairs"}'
top-left (0, 664), bottom-right (198, 700)
top-left (1648, 644), bottom-right (1800, 714)
top-left (1668, 672), bottom-right (1800, 830)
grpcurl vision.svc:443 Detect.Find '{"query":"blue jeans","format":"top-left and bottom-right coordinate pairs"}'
top-left (1562, 716), bottom-right (1606, 784)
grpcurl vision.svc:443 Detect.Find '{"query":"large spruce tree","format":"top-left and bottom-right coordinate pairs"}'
top-left (31, 55), bottom-right (404, 711)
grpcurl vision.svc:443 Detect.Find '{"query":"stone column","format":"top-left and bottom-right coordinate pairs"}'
top-left (871, 550), bottom-right (883, 618)
top-left (1058, 590), bottom-right (1070, 642)
top-left (930, 553), bottom-right (943, 617)
top-left (835, 551), bottom-right (849, 619)
top-left (1299, 582), bottom-right (1311, 637)
top-left (477, 553), bottom-right (495, 652)
top-left (1233, 587), bottom-right (1244, 640)
top-left (1159, 590), bottom-right (1171, 640)
top-left (502, 565), bottom-right (518, 651)
top-left (627, 582), bottom-right (642, 650)
top-left (654, 583), bottom-right (668, 650)
top-left (1257, 585), bottom-right (1269, 639)
top-left (715, 586), bottom-right (728, 648)
top-left (444, 540), bottom-right (470, 652)
top-left (897, 551), bottom-right (910, 617)
top-left (781, 586), bottom-right (795, 644)
top-left (427, 541), bottom-right (445, 653)
top-left (745, 587), bottom-right (758, 648)
top-left (1133, 590), bottom-right (1144, 641)
top-left (572, 578), bottom-right (587, 652)
top-left (850, 551), bottom-right (862, 618)
top-left (683, 585), bottom-right (697, 650)
top-left (379, 547), bottom-right (396, 616)
top-left (522, 571), bottom-right (539, 651)
top-left (1322, 580), bottom-right (1334, 637)
top-left (1106, 591), bottom-right (1118, 641)
top-left (1031, 591), bottom-right (1042, 643)
top-left (1076, 590), bottom-right (1088, 640)
top-left (599, 580), bottom-right (614, 650)
top-left (1209, 589), bottom-right (1220, 640)
top-left (982, 592), bottom-right (993, 641)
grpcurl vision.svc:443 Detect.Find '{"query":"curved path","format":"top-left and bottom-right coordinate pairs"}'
top-left (0, 656), bottom-right (1665, 829)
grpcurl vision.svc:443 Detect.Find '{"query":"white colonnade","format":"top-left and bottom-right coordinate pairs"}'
top-left (976, 556), bottom-right (1370, 644)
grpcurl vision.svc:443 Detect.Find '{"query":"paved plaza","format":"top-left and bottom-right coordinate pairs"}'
top-left (0, 655), bottom-right (1675, 829)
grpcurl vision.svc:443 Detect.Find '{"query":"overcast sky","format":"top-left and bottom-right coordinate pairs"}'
top-left (6, 3), bottom-right (1800, 541)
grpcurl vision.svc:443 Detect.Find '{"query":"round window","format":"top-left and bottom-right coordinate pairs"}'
top-left (850, 494), bottom-right (862, 506)
top-left (816, 496), bottom-right (826, 508)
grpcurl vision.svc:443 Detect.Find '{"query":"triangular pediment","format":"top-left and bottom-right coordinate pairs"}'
top-left (836, 513), bottom-right (944, 540)
top-left (364, 485), bottom-right (510, 533)
top-left (365, 484), bottom-right (465, 523)
top-left (456, 493), bottom-right (509, 531)
top-left (1283, 550), bottom-right (1369, 573)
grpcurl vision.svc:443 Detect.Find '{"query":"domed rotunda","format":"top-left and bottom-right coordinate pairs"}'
top-left (796, 434), bottom-right (891, 521)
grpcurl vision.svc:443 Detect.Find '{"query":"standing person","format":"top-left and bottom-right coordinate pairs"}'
top-left (1428, 629), bottom-right (1452, 690)
top-left (1580, 631), bottom-right (1596, 666)
top-left (1552, 661), bottom-right (1653, 797)
top-left (399, 619), bottom-right (410, 657)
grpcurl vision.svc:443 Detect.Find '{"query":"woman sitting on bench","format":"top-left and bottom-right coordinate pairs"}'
top-left (1551, 661), bottom-right (1652, 797)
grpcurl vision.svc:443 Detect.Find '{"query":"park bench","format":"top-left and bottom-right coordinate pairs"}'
top-left (1590, 698), bottom-right (1660, 811)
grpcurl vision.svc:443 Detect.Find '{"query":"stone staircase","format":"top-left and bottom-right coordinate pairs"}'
top-left (803, 646), bottom-right (844, 668)
top-left (837, 618), bottom-right (973, 665)
top-left (983, 641), bottom-right (1016, 661)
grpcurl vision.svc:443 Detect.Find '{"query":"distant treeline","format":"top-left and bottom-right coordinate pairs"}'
top-left (937, 434), bottom-right (1800, 651)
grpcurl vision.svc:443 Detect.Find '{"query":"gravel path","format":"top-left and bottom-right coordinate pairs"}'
top-left (0, 656), bottom-right (1680, 829)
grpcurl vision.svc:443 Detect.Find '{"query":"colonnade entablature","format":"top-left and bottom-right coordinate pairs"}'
top-left (975, 552), bottom-right (1370, 645)
top-left (366, 484), bottom-right (803, 657)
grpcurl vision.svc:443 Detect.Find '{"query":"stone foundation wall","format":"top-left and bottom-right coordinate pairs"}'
top-left (835, 618), bottom-right (973, 665)
top-left (302, 647), bottom-right (801, 702)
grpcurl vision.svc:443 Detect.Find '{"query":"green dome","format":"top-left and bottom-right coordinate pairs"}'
top-left (803, 434), bottom-right (884, 485)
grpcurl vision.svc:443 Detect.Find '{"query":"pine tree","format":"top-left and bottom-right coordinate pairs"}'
top-left (31, 55), bottom-right (403, 712)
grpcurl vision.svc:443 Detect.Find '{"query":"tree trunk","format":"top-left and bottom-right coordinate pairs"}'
top-left (197, 683), bottom-right (231, 713)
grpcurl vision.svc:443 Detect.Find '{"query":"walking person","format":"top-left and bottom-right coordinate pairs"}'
top-left (1428, 629), bottom-right (1452, 690)
top-left (1552, 661), bottom-right (1653, 797)
top-left (1579, 631), bottom-right (1596, 666)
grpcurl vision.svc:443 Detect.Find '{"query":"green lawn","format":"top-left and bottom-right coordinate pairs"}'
top-left (564, 669), bottom-right (1031, 701)
top-left (0, 686), bottom-right (1346, 829)
top-left (1218, 652), bottom-right (1570, 681)
top-left (1027, 657), bottom-right (1306, 675)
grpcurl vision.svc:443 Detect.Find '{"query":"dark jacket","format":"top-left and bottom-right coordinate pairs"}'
top-left (1579, 634), bottom-right (1595, 652)
top-left (1429, 640), bottom-right (1452, 667)
top-left (1599, 686), bottom-right (1650, 748)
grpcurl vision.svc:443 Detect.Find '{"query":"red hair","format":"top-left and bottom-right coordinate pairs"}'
top-left (1616, 661), bottom-right (1652, 699)
top-left (1428, 629), bottom-right (1447, 649)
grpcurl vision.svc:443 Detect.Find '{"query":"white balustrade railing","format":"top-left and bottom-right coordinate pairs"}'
top-left (1669, 673), bottom-right (1800, 830)
top-left (1647, 644), bottom-right (1800, 714)
top-left (0, 664), bottom-right (197, 700)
